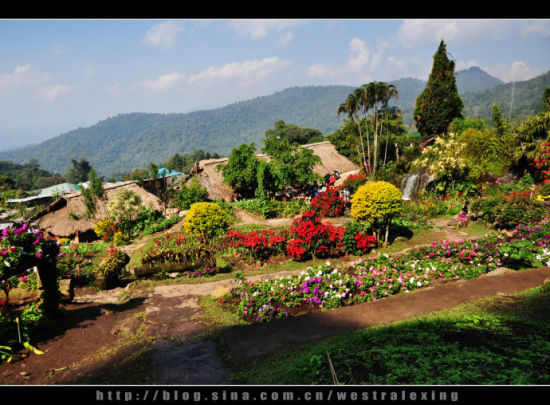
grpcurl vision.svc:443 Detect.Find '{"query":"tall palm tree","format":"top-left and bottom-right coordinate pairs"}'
top-left (359, 82), bottom-right (398, 175)
top-left (337, 92), bottom-right (369, 172)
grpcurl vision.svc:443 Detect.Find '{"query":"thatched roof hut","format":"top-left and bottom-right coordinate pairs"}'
top-left (191, 141), bottom-right (359, 202)
top-left (33, 181), bottom-right (161, 241)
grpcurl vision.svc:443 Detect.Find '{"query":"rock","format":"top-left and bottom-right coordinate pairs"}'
top-left (485, 267), bottom-right (512, 277)
top-left (211, 286), bottom-right (230, 300)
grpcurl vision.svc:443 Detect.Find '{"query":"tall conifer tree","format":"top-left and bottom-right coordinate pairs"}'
top-left (414, 40), bottom-right (463, 140)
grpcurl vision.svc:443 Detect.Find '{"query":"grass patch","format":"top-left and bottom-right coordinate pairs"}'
top-left (460, 221), bottom-right (494, 237)
top-left (228, 285), bottom-right (550, 385)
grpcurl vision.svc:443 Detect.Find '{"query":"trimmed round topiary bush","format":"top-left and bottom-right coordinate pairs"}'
top-left (351, 181), bottom-right (402, 246)
top-left (183, 202), bottom-right (230, 237)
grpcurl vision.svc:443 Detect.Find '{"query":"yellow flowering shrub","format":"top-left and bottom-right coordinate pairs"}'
top-left (351, 181), bottom-right (402, 246)
top-left (351, 181), bottom-right (402, 223)
top-left (413, 132), bottom-right (467, 180)
top-left (94, 218), bottom-right (116, 240)
top-left (183, 202), bottom-right (229, 237)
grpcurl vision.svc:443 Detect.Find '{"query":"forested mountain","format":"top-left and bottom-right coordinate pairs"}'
top-left (455, 66), bottom-right (505, 93)
top-left (462, 70), bottom-right (550, 123)
top-left (2, 68), bottom-right (548, 177)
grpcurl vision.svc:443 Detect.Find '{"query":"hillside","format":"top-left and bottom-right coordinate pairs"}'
top-left (3, 68), bottom-right (547, 177)
top-left (462, 70), bottom-right (550, 123)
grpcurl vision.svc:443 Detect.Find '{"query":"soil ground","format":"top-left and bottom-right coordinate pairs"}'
top-left (0, 215), bottom-right (541, 385)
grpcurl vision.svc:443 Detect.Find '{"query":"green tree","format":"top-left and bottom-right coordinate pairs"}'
top-left (81, 167), bottom-right (107, 219)
top-left (64, 158), bottom-right (92, 184)
top-left (543, 88), bottom-right (550, 111)
top-left (220, 143), bottom-right (261, 198)
top-left (414, 40), bottom-right (463, 140)
top-left (264, 120), bottom-right (323, 145)
top-left (107, 189), bottom-right (145, 222)
top-left (262, 137), bottom-right (321, 194)
top-left (337, 91), bottom-right (369, 172)
top-left (359, 82), bottom-right (399, 175)
top-left (175, 176), bottom-right (209, 210)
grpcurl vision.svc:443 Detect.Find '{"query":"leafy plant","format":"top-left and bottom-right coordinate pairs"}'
top-left (174, 176), bottom-right (209, 210)
top-left (351, 181), bottom-right (402, 246)
top-left (184, 202), bottom-right (230, 237)
top-left (95, 246), bottom-right (129, 280)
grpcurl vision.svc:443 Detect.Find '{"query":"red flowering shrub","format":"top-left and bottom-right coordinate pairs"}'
top-left (226, 229), bottom-right (287, 262)
top-left (533, 141), bottom-right (550, 183)
top-left (342, 172), bottom-right (368, 194)
top-left (310, 186), bottom-right (345, 217)
top-left (286, 210), bottom-right (344, 260)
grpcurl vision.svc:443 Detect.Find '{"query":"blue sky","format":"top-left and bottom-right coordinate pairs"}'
top-left (1, 19), bottom-right (549, 151)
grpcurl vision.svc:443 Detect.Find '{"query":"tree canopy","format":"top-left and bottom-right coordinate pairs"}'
top-left (414, 40), bottom-right (464, 140)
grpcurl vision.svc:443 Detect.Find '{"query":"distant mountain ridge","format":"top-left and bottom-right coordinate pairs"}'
top-left (2, 67), bottom-right (548, 177)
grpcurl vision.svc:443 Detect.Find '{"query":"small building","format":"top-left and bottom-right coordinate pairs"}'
top-left (6, 182), bottom-right (81, 207)
top-left (32, 180), bottom-right (161, 242)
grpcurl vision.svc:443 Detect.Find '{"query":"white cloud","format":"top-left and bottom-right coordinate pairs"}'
top-left (188, 57), bottom-right (290, 86)
top-left (0, 64), bottom-right (71, 102)
top-left (0, 64), bottom-right (32, 88)
top-left (226, 19), bottom-right (303, 39)
top-left (140, 72), bottom-right (186, 92)
top-left (37, 84), bottom-right (70, 102)
top-left (142, 21), bottom-right (183, 50)
top-left (397, 19), bottom-right (510, 46)
top-left (484, 61), bottom-right (542, 82)
top-left (307, 38), bottom-right (370, 79)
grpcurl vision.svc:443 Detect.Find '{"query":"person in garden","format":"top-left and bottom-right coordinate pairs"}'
top-left (344, 188), bottom-right (351, 207)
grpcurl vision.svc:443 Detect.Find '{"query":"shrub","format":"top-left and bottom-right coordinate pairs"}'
top-left (140, 232), bottom-right (217, 271)
top-left (183, 202), bottom-right (230, 237)
top-left (341, 221), bottom-right (376, 255)
top-left (351, 181), bottom-right (402, 246)
top-left (310, 186), bottom-right (345, 217)
top-left (175, 177), bottom-right (209, 210)
top-left (95, 246), bottom-right (129, 280)
top-left (226, 229), bottom-right (287, 262)
top-left (342, 172), bottom-right (368, 194)
top-left (107, 189), bottom-right (145, 222)
top-left (286, 211), bottom-right (344, 260)
top-left (470, 191), bottom-right (545, 229)
top-left (94, 218), bottom-right (119, 241)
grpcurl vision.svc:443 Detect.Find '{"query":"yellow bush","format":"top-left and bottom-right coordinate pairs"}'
top-left (351, 181), bottom-right (402, 246)
top-left (94, 218), bottom-right (115, 240)
top-left (183, 202), bottom-right (229, 237)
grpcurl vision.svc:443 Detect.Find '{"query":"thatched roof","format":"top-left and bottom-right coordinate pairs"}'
top-left (34, 181), bottom-right (161, 240)
top-left (302, 141), bottom-right (359, 176)
top-left (193, 158), bottom-right (237, 203)
top-left (192, 141), bottom-right (359, 202)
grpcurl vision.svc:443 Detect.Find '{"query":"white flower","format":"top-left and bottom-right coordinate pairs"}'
top-left (326, 261), bottom-right (331, 266)
top-left (417, 281), bottom-right (422, 287)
